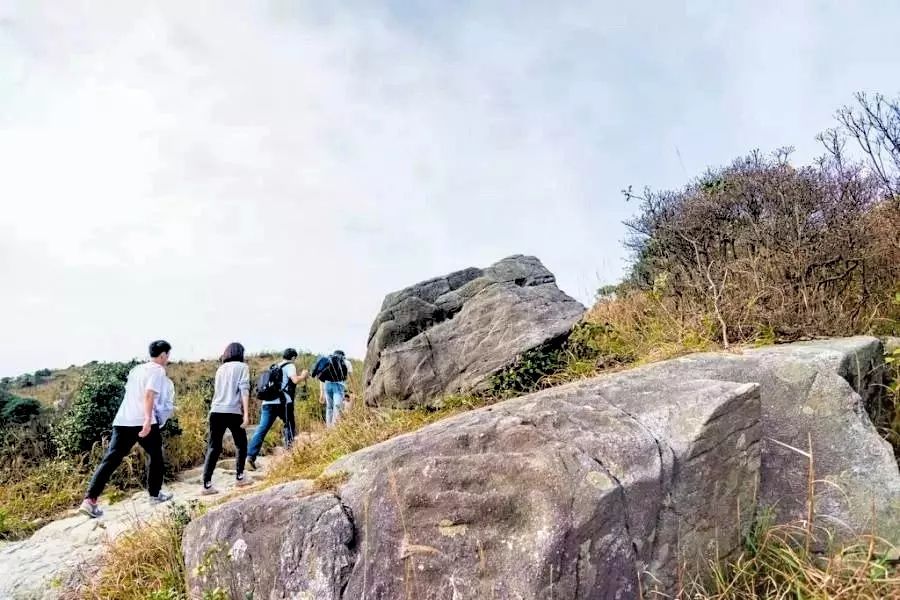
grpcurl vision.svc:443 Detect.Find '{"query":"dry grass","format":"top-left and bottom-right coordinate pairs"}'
top-left (69, 502), bottom-right (203, 600)
top-left (687, 522), bottom-right (900, 599)
top-left (586, 288), bottom-right (718, 363)
top-left (265, 394), bottom-right (486, 483)
top-left (0, 459), bottom-right (85, 539)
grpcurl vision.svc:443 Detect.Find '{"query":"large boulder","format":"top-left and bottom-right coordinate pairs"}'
top-left (364, 255), bottom-right (586, 408)
top-left (185, 371), bottom-right (761, 599)
top-left (633, 337), bottom-right (900, 541)
top-left (183, 337), bottom-right (900, 600)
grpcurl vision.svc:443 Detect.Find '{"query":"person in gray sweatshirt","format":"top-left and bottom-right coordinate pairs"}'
top-left (201, 342), bottom-right (251, 494)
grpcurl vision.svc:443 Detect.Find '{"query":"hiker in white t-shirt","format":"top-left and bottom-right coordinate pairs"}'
top-left (200, 342), bottom-right (252, 494)
top-left (80, 340), bottom-right (175, 518)
top-left (246, 348), bottom-right (309, 471)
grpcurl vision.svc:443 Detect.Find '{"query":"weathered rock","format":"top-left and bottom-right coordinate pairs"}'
top-left (632, 337), bottom-right (900, 542)
top-left (182, 337), bottom-right (900, 600)
top-left (185, 373), bottom-right (761, 599)
top-left (183, 481), bottom-right (356, 600)
top-left (364, 255), bottom-right (585, 408)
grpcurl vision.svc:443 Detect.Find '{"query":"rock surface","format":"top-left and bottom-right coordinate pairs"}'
top-left (185, 373), bottom-right (762, 599)
top-left (634, 337), bottom-right (900, 541)
top-left (183, 337), bottom-right (900, 600)
top-left (0, 457), bottom-right (272, 600)
top-left (364, 255), bottom-right (585, 408)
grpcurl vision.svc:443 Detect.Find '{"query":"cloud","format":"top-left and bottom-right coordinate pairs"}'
top-left (0, 1), bottom-right (898, 374)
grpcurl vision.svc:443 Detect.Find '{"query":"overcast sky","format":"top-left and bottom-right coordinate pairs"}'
top-left (1, 1), bottom-right (898, 376)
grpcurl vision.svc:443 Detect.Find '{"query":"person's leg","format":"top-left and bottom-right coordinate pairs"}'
top-left (86, 426), bottom-right (139, 500)
top-left (327, 382), bottom-right (345, 426)
top-left (136, 424), bottom-right (165, 498)
top-left (282, 402), bottom-right (295, 448)
top-left (332, 382), bottom-right (345, 425)
top-left (226, 414), bottom-right (248, 479)
top-left (324, 384), bottom-right (335, 427)
top-left (201, 413), bottom-right (228, 487)
top-left (247, 404), bottom-right (276, 460)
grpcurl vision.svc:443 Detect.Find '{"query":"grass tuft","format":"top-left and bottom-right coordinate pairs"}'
top-left (69, 501), bottom-right (204, 600)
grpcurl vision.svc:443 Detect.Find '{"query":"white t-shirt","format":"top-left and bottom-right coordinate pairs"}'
top-left (261, 361), bottom-right (298, 405)
top-left (113, 362), bottom-right (166, 427)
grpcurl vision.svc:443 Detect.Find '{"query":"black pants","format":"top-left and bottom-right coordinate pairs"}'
top-left (202, 412), bottom-right (247, 484)
top-left (86, 425), bottom-right (164, 500)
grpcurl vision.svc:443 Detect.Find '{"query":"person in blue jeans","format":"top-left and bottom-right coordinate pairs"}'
top-left (311, 350), bottom-right (352, 427)
top-left (246, 348), bottom-right (309, 470)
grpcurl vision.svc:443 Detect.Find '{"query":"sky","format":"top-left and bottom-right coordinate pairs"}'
top-left (1, 1), bottom-right (899, 376)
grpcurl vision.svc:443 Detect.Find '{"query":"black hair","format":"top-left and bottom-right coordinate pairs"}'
top-left (149, 340), bottom-right (172, 358)
top-left (333, 350), bottom-right (345, 357)
top-left (282, 348), bottom-right (299, 360)
top-left (222, 342), bottom-right (245, 363)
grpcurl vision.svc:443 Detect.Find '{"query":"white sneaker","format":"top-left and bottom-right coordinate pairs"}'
top-left (200, 485), bottom-right (219, 496)
top-left (149, 490), bottom-right (174, 504)
top-left (235, 476), bottom-right (251, 488)
top-left (79, 499), bottom-right (103, 518)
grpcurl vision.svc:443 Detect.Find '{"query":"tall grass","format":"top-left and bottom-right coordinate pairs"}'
top-left (68, 502), bottom-right (203, 600)
top-left (265, 394), bottom-right (486, 483)
top-left (689, 519), bottom-right (899, 599)
top-left (0, 458), bottom-right (84, 539)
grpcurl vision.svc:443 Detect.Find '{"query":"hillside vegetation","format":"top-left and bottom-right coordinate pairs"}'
top-left (0, 351), bottom-right (362, 540)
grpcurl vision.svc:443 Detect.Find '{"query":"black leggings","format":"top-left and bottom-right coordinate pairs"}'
top-left (202, 412), bottom-right (247, 485)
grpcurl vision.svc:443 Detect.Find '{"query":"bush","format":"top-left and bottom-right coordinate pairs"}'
top-left (622, 149), bottom-right (899, 345)
top-left (1, 396), bottom-right (41, 425)
top-left (53, 362), bottom-right (136, 457)
top-left (0, 388), bottom-right (41, 426)
top-left (488, 342), bottom-right (568, 397)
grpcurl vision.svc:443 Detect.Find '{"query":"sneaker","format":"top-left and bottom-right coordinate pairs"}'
top-left (235, 475), bottom-right (251, 488)
top-left (149, 490), bottom-right (174, 504)
top-left (247, 457), bottom-right (257, 471)
top-left (79, 498), bottom-right (103, 519)
top-left (200, 484), bottom-right (219, 496)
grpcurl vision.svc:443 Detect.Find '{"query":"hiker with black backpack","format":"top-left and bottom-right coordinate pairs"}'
top-left (246, 348), bottom-right (309, 470)
top-left (310, 349), bottom-right (352, 427)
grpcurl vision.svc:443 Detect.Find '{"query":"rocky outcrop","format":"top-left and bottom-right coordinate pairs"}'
top-left (633, 337), bottom-right (899, 540)
top-left (183, 337), bottom-right (900, 600)
top-left (364, 255), bottom-right (585, 408)
top-left (186, 372), bottom-right (761, 599)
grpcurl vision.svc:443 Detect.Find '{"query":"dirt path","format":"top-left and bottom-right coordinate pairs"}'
top-left (0, 457), bottom-right (273, 600)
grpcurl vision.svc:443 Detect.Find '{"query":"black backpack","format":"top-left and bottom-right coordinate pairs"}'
top-left (255, 362), bottom-right (286, 401)
top-left (312, 354), bottom-right (348, 382)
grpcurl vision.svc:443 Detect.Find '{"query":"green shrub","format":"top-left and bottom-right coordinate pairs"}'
top-left (0, 395), bottom-right (41, 425)
top-left (488, 342), bottom-right (568, 398)
top-left (53, 361), bottom-right (136, 456)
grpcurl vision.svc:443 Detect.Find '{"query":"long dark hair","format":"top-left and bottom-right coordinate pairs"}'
top-left (221, 342), bottom-right (245, 363)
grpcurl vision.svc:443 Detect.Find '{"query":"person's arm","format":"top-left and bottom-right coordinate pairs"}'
top-left (140, 368), bottom-right (165, 437)
top-left (140, 388), bottom-right (156, 438)
top-left (241, 391), bottom-right (250, 428)
top-left (239, 365), bottom-right (251, 428)
top-left (290, 369), bottom-right (308, 384)
top-left (319, 380), bottom-right (326, 404)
